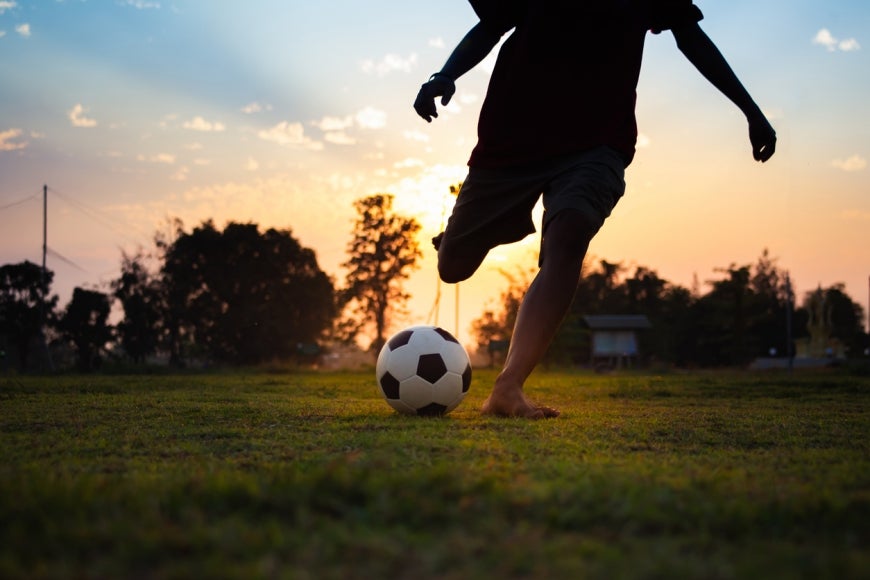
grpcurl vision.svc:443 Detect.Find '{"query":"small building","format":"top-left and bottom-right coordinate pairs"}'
top-left (583, 315), bottom-right (652, 369)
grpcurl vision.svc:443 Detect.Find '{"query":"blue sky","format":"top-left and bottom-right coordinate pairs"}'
top-left (1, 0), bottom-right (868, 342)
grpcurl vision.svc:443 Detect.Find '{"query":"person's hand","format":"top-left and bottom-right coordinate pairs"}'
top-left (748, 112), bottom-right (776, 162)
top-left (413, 74), bottom-right (455, 123)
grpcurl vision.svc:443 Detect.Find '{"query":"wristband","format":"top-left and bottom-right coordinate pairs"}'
top-left (428, 72), bottom-right (455, 83)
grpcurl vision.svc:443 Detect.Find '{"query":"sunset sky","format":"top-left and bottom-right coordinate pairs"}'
top-left (1, 0), bottom-right (868, 346)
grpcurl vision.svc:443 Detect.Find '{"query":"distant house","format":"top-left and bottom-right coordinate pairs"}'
top-left (582, 315), bottom-right (652, 369)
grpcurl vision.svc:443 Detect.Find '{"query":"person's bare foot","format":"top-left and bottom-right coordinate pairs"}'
top-left (481, 385), bottom-right (560, 419)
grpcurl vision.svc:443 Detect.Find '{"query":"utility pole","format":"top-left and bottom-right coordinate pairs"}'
top-left (785, 272), bottom-right (794, 373)
top-left (42, 184), bottom-right (47, 282)
top-left (40, 184), bottom-right (53, 370)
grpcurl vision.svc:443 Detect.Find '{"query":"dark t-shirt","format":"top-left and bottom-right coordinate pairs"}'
top-left (467, 0), bottom-right (703, 168)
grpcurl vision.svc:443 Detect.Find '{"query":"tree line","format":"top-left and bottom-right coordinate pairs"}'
top-left (472, 250), bottom-right (868, 368)
top-left (0, 194), bottom-right (419, 372)
top-left (1, 191), bottom-right (867, 372)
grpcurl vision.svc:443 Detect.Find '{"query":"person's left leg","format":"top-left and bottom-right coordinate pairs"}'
top-left (481, 146), bottom-right (627, 418)
top-left (481, 209), bottom-right (595, 418)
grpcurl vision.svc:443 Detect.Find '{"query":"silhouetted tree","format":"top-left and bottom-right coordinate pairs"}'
top-left (159, 221), bottom-right (336, 365)
top-left (796, 284), bottom-right (867, 358)
top-left (58, 287), bottom-right (111, 372)
top-left (624, 266), bottom-right (694, 364)
top-left (688, 265), bottom-right (757, 366)
top-left (111, 250), bottom-right (162, 363)
top-left (749, 249), bottom-right (792, 357)
top-left (0, 261), bottom-right (58, 371)
top-left (685, 252), bottom-right (795, 366)
top-left (340, 194), bottom-right (421, 354)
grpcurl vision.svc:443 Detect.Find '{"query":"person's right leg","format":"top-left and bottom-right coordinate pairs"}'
top-left (435, 166), bottom-right (541, 283)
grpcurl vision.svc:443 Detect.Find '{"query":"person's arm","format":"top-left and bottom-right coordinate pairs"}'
top-left (413, 22), bottom-right (505, 122)
top-left (671, 22), bottom-right (777, 162)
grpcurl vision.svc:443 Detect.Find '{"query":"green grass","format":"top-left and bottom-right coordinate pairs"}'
top-left (1, 370), bottom-right (868, 579)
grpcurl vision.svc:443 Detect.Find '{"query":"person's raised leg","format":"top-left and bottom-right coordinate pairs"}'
top-left (481, 209), bottom-right (594, 418)
top-left (436, 234), bottom-right (489, 284)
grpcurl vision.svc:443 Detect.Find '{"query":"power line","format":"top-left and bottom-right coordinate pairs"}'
top-left (0, 193), bottom-right (38, 211)
top-left (46, 246), bottom-right (89, 274)
top-left (48, 186), bottom-right (151, 247)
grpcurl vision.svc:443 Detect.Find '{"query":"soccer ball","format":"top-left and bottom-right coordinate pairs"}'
top-left (376, 325), bottom-right (472, 416)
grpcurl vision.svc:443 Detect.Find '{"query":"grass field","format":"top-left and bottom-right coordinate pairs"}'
top-left (1, 368), bottom-right (868, 579)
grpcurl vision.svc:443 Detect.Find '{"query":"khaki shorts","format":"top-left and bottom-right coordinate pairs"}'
top-left (439, 146), bottom-right (626, 260)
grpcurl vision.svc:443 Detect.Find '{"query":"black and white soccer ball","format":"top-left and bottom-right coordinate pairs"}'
top-left (376, 325), bottom-right (472, 416)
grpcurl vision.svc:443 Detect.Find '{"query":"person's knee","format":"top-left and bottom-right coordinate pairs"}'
top-left (542, 209), bottom-right (598, 264)
top-left (437, 246), bottom-right (486, 284)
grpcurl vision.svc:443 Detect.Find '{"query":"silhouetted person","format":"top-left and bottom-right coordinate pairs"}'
top-left (414, 1), bottom-right (776, 418)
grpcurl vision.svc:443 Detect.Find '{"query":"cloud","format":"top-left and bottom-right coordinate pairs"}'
top-left (324, 132), bottom-right (357, 145)
top-left (636, 133), bottom-right (651, 149)
top-left (394, 158), bottom-right (425, 169)
top-left (137, 153), bottom-right (176, 164)
top-left (310, 108), bottom-right (386, 142)
top-left (241, 102), bottom-right (273, 114)
top-left (182, 116), bottom-right (226, 132)
top-left (0, 128), bottom-right (27, 151)
top-left (312, 115), bottom-right (353, 132)
top-left (355, 107), bottom-right (386, 130)
top-left (0, 1), bottom-right (17, 15)
top-left (429, 37), bottom-right (445, 49)
top-left (246, 157), bottom-right (259, 171)
top-left (15, 23), bottom-right (29, 37)
top-left (122, 0), bottom-right (160, 9)
top-left (837, 38), bottom-right (861, 52)
top-left (361, 53), bottom-right (418, 76)
top-left (0, 31), bottom-right (5, 39)
top-left (813, 28), bottom-right (861, 52)
top-left (403, 130), bottom-right (430, 143)
top-left (69, 104), bottom-right (97, 128)
top-left (258, 121), bottom-right (323, 149)
top-left (831, 154), bottom-right (866, 172)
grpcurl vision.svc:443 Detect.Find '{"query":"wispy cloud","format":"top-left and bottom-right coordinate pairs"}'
top-left (308, 109), bottom-right (385, 145)
top-left (0, 1), bottom-right (16, 15)
top-left (354, 107), bottom-right (386, 130)
top-left (831, 154), bottom-right (866, 172)
top-left (403, 130), bottom-right (430, 143)
top-left (69, 104), bottom-right (97, 128)
top-left (312, 115), bottom-right (354, 132)
top-left (137, 153), bottom-right (176, 164)
top-left (258, 121), bottom-right (323, 150)
top-left (15, 23), bottom-right (30, 37)
top-left (122, 0), bottom-right (160, 9)
top-left (324, 132), bottom-right (356, 145)
top-left (182, 116), bottom-right (226, 132)
top-left (170, 166), bottom-right (189, 182)
top-left (813, 28), bottom-right (861, 52)
top-left (361, 53), bottom-right (418, 76)
top-left (394, 158), bottom-right (425, 169)
top-left (429, 37), bottom-right (445, 49)
top-left (0, 128), bottom-right (27, 151)
top-left (0, 31), bottom-right (6, 39)
top-left (241, 102), bottom-right (273, 114)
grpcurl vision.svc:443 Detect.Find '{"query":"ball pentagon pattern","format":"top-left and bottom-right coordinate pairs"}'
top-left (376, 325), bottom-right (472, 416)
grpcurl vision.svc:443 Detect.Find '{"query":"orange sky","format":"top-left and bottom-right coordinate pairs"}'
top-left (1, 1), bottom-right (868, 347)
